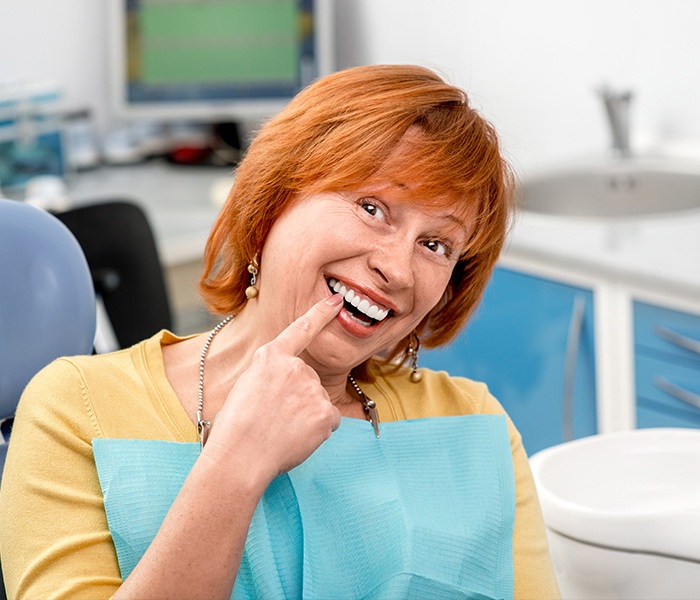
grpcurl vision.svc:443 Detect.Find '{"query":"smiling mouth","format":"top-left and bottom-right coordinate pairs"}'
top-left (327, 277), bottom-right (391, 327)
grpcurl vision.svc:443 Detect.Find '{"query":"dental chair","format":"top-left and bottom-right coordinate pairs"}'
top-left (53, 200), bottom-right (173, 352)
top-left (0, 199), bottom-right (96, 597)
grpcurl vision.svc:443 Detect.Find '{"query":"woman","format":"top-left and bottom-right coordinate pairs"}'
top-left (0, 65), bottom-right (559, 599)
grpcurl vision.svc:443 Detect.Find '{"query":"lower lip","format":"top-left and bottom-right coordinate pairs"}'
top-left (333, 298), bottom-right (387, 338)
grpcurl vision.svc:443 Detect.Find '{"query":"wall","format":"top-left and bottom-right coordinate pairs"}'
top-left (336, 0), bottom-right (700, 174)
top-left (2, 0), bottom-right (700, 175)
top-left (0, 0), bottom-right (110, 131)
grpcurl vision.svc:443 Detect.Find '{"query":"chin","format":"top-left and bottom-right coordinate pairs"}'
top-left (304, 338), bottom-right (370, 375)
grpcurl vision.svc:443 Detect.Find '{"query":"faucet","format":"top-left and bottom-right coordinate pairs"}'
top-left (598, 86), bottom-right (633, 158)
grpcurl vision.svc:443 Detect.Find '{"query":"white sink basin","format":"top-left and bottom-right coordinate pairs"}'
top-left (529, 428), bottom-right (700, 559)
top-left (519, 158), bottom-right (700, 218)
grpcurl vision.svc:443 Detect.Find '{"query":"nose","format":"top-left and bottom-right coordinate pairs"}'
top-left (368, 236), bottom-right (415, 290)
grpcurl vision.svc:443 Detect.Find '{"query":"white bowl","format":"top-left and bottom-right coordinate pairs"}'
top-left (529, 428), bottom-right (700, 561)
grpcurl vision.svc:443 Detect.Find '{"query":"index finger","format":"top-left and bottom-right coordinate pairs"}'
top-left (272, 294), bottom-right (343, 356)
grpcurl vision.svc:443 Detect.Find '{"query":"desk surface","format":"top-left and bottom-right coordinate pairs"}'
top-left (67, 161), bottom-right (234, 266)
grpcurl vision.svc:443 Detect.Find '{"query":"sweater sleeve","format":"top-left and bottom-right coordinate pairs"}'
top-left (472, 382), bottom-right (561, 600)
top-left (0, 358), bottom-right (122, 599)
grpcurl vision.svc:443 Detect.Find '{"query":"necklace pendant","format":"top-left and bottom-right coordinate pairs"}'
top-left (197, 410), bottom-right (211, 449)
top-left (365, 399), bottom-right (381, 438)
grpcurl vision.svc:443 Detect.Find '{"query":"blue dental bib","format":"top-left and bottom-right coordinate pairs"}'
top-left (93, 415), bottom-right (515, 599)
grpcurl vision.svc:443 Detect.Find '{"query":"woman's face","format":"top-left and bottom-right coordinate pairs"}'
top-left (254, 179), bottom-right (474, 377)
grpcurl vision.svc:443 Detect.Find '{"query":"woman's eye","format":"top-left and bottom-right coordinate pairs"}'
top-left (424, 239), bottom-right (449, 256)
top-left (361, 201), bottom-right (385, 220)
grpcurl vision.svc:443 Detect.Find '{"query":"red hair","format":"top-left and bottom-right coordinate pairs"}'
top-left (200, 64), bottom-right (514, 373)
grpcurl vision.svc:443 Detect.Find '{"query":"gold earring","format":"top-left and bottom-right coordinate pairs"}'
top-left (408, 331), bottom-right (422, 383)
top-left (245, 255), bottom-right (259, 299)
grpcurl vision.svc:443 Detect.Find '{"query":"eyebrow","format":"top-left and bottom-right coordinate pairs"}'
top-left (440, 212), bottom-right (472, 241)
top-left (445, 213), bottom-right (467, 229)
top-left (384, 179), bottom-right (473, 237)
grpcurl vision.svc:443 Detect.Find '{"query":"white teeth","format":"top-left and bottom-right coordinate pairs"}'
top-left (326, 278), bottom-right (389, 322)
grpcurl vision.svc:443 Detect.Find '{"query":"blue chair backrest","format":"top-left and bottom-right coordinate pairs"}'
top-left (0, 199), bottom-right (96, 478)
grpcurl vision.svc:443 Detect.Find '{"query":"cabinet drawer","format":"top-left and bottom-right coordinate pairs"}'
top-left (422, 266), bottom-right (597, 455)
top-left (634, 300), bottom-right (700, 365)
top-left (636, 354), bottom-right (700, 427)
top-left (637, 404), bottom-right (700, 429)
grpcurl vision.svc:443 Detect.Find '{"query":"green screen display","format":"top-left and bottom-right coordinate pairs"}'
top-left (139, 1), bottom-right (299, 86)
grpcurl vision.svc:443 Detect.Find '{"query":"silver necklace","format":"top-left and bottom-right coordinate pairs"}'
top-left (348, 374), bottom-right (381, 438)
top-left (197, 317), bottom-right (381, 447)
top-left (197, 315), bottom-right (233, 448)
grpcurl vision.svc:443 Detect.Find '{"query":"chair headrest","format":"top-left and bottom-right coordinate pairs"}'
top-left (0, 200), bottom-right (96, 419)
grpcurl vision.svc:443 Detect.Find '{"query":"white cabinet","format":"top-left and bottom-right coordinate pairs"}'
top-left (492, 254), bottom-right (700, 436)
top-left (505, 196), bottom-right (700, 435)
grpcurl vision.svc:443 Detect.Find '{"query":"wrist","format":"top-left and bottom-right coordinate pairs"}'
top-left (199, 437), bottom-right (273, 499)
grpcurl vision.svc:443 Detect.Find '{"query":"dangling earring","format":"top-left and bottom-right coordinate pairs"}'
top-left (408, 331), bottom-right (422, 383)
top-left (245, 255), bottom-right (259, 299)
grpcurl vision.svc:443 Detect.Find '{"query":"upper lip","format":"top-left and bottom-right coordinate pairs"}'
top-left (326, 275), bottom-right (398, 314)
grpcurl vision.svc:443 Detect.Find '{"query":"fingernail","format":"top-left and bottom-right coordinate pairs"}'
top-left (325, 293), bottom-right (343, 307)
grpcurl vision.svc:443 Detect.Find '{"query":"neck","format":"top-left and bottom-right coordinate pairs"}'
top-left (319, 370), bottom-right (356, 407)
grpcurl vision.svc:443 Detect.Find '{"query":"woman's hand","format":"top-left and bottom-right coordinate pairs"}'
top-left (204, 294), bottom-right (344, 485)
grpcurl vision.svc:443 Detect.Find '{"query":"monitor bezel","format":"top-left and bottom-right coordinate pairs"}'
top-left (107, 0), bottom-right (335, 123)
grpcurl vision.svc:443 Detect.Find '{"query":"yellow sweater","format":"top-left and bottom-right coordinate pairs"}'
top-left (0, 330), bottom-right (560, 599)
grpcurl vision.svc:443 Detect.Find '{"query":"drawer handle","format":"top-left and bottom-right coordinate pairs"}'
top-left (654, 325), bottom-right (700, 356)
top-left (653, 375), bottom-right (700, 410)
top-left (563, 295), bottom-right (586, 441)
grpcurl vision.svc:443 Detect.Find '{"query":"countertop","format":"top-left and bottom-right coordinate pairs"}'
top-left (507, 208), bottom-right (700, 298)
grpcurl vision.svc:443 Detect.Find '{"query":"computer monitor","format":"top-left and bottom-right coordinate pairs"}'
top-left (108, 0), bottom-right (335, 124)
